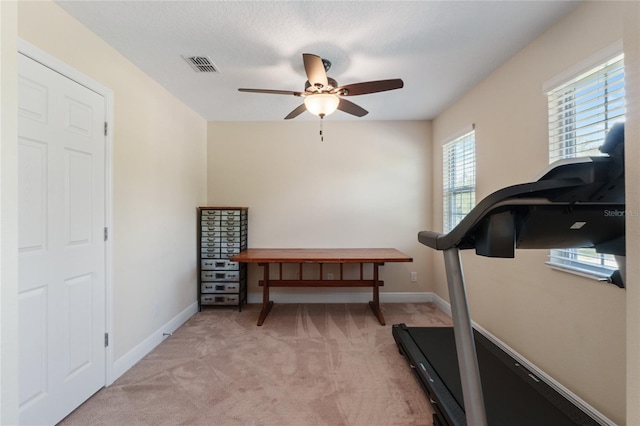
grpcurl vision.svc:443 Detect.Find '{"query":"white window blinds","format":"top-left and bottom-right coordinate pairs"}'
top-left (443, 130), bottom-right (476, 233)
top-left (546, 53), bottom-right (624, 279)
top-left (548, 54), bottom-right (625, 162)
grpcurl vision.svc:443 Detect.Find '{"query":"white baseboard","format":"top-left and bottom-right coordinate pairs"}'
top-left (428, 292), bottom-right (453, 316)
top-left (247, 291), bottom-right (434, 304)
top-left (108, 301), bottom-right (198, 384)
top-left (429, 292), bottom-right (615, 426)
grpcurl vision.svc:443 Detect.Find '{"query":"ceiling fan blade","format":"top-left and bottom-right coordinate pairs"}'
top-left (284, 104), bottom-right (308, 120)
top-left (238, 88), bottom-right (303, 96)
top-left (337, 98), bottom-right (368, 117)
top-left (338, 79), bottom-right (404, 96)
top-left (303, 53), bottom-right (329, 89)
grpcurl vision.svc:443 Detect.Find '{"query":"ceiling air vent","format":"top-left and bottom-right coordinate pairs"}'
top-left (182, 55), bottom-right (219, 73)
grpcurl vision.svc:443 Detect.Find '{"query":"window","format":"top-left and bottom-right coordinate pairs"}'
top-left (546, 53), bottom-right (625, 279)
top-left (443, 129), bottom-right (475, 233)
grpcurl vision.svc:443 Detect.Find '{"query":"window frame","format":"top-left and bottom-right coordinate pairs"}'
top-left (545, 52), bottom-right (625, 281)
top-left (442, 128), bottom-right (476, 233)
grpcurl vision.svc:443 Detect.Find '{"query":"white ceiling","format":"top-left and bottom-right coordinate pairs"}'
top-left (55, 1), bottom-right (579, 121)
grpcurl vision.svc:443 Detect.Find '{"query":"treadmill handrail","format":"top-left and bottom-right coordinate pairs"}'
top-left (423, 178), bottom-right (585, 251)
top-left (534, 157), bottom-right (595, 181)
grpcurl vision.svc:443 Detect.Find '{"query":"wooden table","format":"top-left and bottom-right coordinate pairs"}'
top-left (230, 248), bottom-right (413, 326)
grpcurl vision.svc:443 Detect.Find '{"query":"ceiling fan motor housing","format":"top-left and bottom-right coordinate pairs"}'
top-left (305, 77), bottom-right (339, 92)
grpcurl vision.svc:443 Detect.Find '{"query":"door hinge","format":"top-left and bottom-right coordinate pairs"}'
top-left (104, 122), bottom-right (108, 136)
top-left (104, 227), bottom-right (108, 241)
top-left (104, 332), bottom-right (109, 347)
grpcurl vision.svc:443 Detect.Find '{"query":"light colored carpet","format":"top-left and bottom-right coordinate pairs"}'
top-left (59, 302), bottom-right (452, 426)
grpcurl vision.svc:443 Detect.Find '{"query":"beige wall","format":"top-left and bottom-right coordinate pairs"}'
top-left (4, 0), bottom-right (639, 423)
top-left (207, 121), bottom-right (432, 298)
top-left (431, 2), bottom-right (637, 423)
top-left (17, 1), bottom-right (208, 361)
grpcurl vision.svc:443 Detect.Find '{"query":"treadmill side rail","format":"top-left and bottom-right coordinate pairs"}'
top-left (392, 324), bottom-right (466, 426)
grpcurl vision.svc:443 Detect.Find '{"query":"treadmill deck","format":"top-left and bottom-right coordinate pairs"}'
top-left (392, 324), bottom-right (599, 426)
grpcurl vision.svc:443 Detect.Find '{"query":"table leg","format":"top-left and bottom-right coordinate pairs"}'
top-left (257, 263), bottom-right (273, 326)
top-left (368, 262), bottom-right (385, 325)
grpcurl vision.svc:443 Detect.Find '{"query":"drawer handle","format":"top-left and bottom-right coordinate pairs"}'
top-left (215, 285), bottom-right (225, 291)
top-left (215, 262), bottom-right (226, 268)
top-left (205, 285), bottom-right (213, 289)
top-left (214, 296), bottom-right (225, 303)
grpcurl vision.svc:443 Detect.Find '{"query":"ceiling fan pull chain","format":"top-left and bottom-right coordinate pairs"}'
top-left (320, 117), bottom-right (324, 142)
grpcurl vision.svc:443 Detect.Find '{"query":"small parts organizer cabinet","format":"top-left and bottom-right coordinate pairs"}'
top-left (198, 207), bottom-right (248, 311)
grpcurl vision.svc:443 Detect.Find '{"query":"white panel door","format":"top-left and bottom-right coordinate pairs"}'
top-left (18, 53), bottom-right (106, 425)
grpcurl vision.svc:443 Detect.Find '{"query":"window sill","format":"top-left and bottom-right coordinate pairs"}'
top-left (545, 262), bottom-right (612, 282)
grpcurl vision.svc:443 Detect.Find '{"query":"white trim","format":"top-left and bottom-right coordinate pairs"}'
top-left (247, 291), bottom-right (434, 304)
top-left (546, 262), bottom-right (612, 282)
top-left (430, 292), bottom-right (616, 426)
top-left (17, 40), bottom-right (112, 96)
top-left (543, 40), bottom-right (624, 93)
top-left (111, 302), bottom-right (198, 382)
top-left (17, 39), bottom-right (117, 385)
top-left (429, 291), bottom-right (453, 317)
top-left (440, 123), bottom-right (475, 146)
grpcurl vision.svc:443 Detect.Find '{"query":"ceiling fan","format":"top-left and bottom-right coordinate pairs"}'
top-left (238, 53), bottom-right (404, 120)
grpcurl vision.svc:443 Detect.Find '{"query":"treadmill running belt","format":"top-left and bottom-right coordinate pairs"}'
top-left (403, 327), bottom-right (598, 426)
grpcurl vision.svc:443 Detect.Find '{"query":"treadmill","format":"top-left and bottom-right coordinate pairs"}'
top-left (393, 123), bottom-right (625, 426)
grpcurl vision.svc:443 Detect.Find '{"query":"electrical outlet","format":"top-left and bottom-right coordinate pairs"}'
top-left (410, 272), bottom-right (417, 282)
top-left (327, 272), bottom-right (334, 280)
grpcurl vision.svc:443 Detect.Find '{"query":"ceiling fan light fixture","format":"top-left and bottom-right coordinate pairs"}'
top-left (304, 93), bottom-right (340, 118)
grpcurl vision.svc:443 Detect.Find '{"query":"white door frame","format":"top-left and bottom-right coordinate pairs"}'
top-left (18, 39), bottom-right (115, 386)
